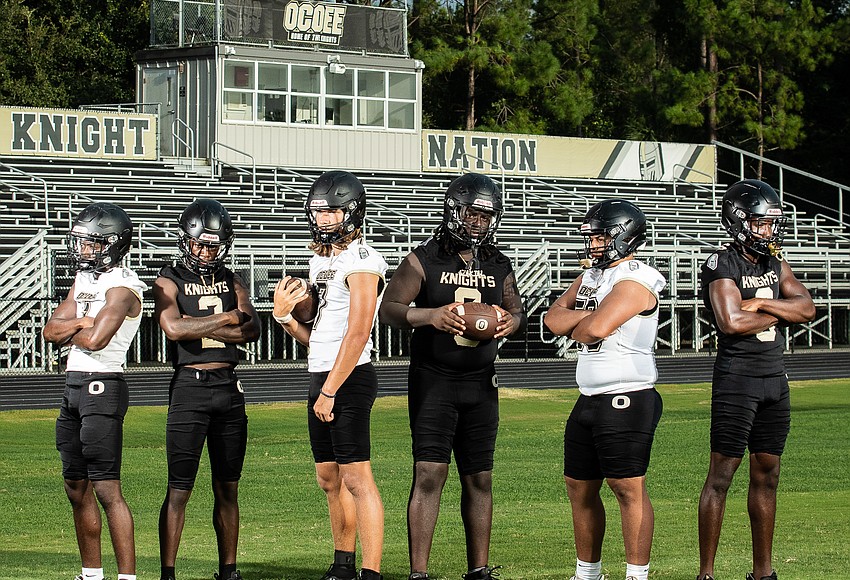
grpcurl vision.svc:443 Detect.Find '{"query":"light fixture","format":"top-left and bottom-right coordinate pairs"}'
top-left (327, 54), bottom-right (346, 75)
top-left (224, 45), bottom-right (236, 56)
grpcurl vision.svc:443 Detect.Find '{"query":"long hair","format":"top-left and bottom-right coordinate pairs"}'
top-left (433, 223), bottom-right (498, 262)
top-left (309, 227), bottom-right (362, 257)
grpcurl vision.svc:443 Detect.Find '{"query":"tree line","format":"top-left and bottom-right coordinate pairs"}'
top-left (1, 0), bottom-right (848, 186)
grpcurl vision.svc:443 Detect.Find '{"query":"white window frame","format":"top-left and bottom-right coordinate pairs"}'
top-left (221, 59), bottom-right (417, 132)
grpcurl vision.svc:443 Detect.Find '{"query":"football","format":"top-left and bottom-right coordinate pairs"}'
top-left (285, 277), bottom-right (319, 323)
top-left (452, 302), bottom-right (502, 341)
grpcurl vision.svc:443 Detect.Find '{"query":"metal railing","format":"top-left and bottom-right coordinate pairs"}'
top-left (713, 140), bottom-right (848, 228)
top-left (211, 141), bottom-right (256, 196)
top-left (0, 161), bottom-right (50, 224)
top-left (368, 201), bottom-right (413, 252)
top-left (79, 102), bottom-right (162, 115)
top-left (272, 167), bottom-right (312, 206)
top-left (672, 163), bottom-right (716, 207)
top-left (517, 176), bottom-right (590, 218)
top-left (0, 230), bottom-right (51, 371)
top-left (172, 118), bottom-right (196, 170)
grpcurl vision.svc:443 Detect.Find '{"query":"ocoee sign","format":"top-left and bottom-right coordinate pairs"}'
top-left (283, 1), bottom-right (346, 35)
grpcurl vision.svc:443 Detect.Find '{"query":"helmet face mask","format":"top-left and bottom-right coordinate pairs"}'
top-left (721, 179), bottom-right (786, 257)
top-left (579, 199), bottom-right (647, 269)
top-left (306, 171), bottom-right (366, 246)
top-left (67, 202), bottom-right (133, 273)
top-left (178, 199), bottom-right (234, 275)
top-left (443, 173), bottom-right (503, 248)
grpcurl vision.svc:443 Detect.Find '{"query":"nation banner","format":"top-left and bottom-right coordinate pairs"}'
top-left (422, 130), bottom-right (716, 183)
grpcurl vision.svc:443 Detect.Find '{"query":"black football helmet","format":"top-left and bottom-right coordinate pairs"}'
top-left (442, 173), bottom-right (503, 247)
top-left (721, 179), bottom-right (786, 257)
top-left (305, 171), bottom-right (366, 245)
top-left (67, 202), bottom-right (133, 273)
top-left (178, 198), bottom-right (234, 275)
top-left (580, 199), bottom-right (647, 269)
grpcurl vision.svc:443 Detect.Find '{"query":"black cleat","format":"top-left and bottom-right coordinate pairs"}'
top-left (409, 574), bottom-right (431, 580)
top-left (462, 566), bottom-right (502, 580)
top-left (322, 563), bottom-right (357, 580)
top-left (213, 571), bottom-right (243, 580)
top-left (746, 573), bottom-right (777, 580)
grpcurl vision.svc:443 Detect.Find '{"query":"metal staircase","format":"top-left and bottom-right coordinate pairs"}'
top-left (0, 230), bottom-right (52, 371)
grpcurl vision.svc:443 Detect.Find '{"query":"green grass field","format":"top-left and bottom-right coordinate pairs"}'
top-left (1, 379), bottom-right (848, 580)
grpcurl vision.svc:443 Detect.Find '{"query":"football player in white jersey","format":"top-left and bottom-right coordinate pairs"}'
top-left (273, 171), bottom-right (388, 580)
top-left (544, 199), bottom-right (666, 580)
top-left (43, 202), bottom-right (147, 580)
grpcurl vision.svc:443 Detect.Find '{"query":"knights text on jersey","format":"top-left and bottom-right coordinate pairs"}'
top-left (66, 267), bottom-right (147, 373)
top-left (158, 264), bottom-right (240, 368)
top-left (307, 240), bottom-right (388, 373)
top-left (410, 238), bottom-right (516, 373)
top-left (574, 260), bottom-right (666, 396)
top-left (701, 246), bottom-right (785, 376)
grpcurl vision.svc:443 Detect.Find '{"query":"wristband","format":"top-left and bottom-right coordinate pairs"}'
top-left (273, 313), bottom-right (293, 324)
top-left (320, 390), bottom-right (336, 399)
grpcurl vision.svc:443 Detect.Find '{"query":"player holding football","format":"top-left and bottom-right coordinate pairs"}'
top-left (696, 180), bottom-right (815, 580)
top-left (544, 199), bottom-right (666, 580)
top-left (273, 171), bottom-right (388, 580)
top-left (154, 198), bottom-right (260, 580)
top-left (379, 172), bottom-right (525, 580)
top-left (44, 202), bottom-right (146, 580)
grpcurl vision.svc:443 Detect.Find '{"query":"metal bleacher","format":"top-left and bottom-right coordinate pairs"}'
top-left (2, 154), bottom-right (849, 373)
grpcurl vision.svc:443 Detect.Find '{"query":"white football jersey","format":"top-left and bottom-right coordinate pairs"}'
top-left (307, 239), bottom-right (388, 373)
top-left (575, 259), bottom-right (666, 396)
top-left (66, 267), bottom-right (147, 373)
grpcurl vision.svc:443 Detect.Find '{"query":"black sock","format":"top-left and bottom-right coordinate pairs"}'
top-left (161, 566), bottom-right (176, 580)
top-left (334, 550), bottom-right (356, 567)
top-left (360, 569), bottom-right (382, 580)
top-left (330, 550), bottom-right (356, 579)
top-left (220, 563), bottom-right (237, 579)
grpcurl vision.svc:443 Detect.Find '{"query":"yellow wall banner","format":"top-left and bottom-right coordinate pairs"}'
top-left (0, 106), bottom-right (158, 160)
top-left (422, 130), bottom-right (716, 183)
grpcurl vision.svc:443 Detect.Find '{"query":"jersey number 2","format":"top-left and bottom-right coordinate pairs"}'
top-left (198, 295), bottom-right (226, 349)
top-left (754, 287), bottom-right (777, 342)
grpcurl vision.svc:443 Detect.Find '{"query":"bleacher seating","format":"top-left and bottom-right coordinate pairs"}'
top-left (2, 154), bottom-right (849, 371)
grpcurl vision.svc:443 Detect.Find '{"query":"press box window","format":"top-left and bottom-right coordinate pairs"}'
top-left (291, 65), bottom-right (320, 124)
top-left (258, 63), bottom-right (288, 123)
top-left (224, 61), bottom-right (254, 89)
top-left (326, 67), bottom-right (353, 126)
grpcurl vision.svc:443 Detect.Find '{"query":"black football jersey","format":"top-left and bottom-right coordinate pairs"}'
top-left (701, 246), bottom-right (784, 376)
top-left (410, 238), bottom-right (517, 373)
top-left (159, 264), bottom-right (240, 368)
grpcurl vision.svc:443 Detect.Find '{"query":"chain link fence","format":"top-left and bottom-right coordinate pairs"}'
top-left (3, 248), bottom-right (847, 375)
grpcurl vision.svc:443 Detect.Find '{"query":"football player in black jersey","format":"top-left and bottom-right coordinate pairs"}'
top-left (696, 180), bottom-right (815, 580)
top-left (379, 173), bottom-right (525, 580)
top-left (153, 199), bottom-right (260, 580)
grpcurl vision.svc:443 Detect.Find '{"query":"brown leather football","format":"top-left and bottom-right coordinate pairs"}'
top-left (285, 277), bottom-right (319, 323)
top-left (452, 302), bottom-right (501, 341)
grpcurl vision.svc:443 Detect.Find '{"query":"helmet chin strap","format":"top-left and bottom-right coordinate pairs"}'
top-left (469, 244), bottom-right (480, 270)
top-left (736, 240), bottom-right (765, 262)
